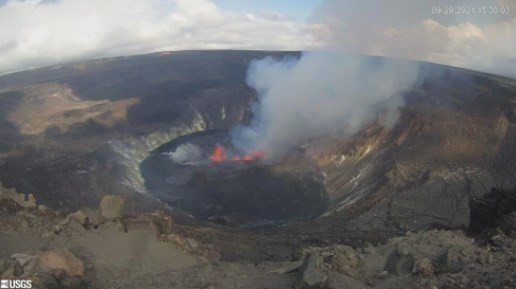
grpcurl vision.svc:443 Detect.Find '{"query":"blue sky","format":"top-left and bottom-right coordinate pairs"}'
top-left (214, 0), bottom-right (321, 20)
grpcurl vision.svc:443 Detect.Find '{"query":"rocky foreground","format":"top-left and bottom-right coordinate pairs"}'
top-left (0, 191), bottom-right (515, 289)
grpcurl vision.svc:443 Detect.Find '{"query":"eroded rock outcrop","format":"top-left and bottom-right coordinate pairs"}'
top-left (0, 182), bottom-right (37, 209)
top-left (97, 195), bottom-right (125, 221)
top-left (0, 191), bottom-right (515, 289)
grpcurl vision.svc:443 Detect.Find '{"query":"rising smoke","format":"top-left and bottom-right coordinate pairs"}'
top-left (164, 143), bottom-right (202, 164)
top-left (230, 0), bottom-right (515, 161)
top-left (231, 52), bottom-right (420, 161)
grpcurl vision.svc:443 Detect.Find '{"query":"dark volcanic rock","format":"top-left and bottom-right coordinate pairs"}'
top-left (384, 247), bottom-right (414, 275)
top-left (469, 188), bottom-right (516, 234)
top-left (438, 246), bottom-right (467, 273)
top-left (500, 212), bottom-right (516, 237)
top-left (299, 251), bottom-right (327, 289)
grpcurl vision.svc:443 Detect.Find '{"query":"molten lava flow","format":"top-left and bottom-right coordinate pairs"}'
top-left (209, 146), bottom-right (265, 162)
top-left (210, 145), bottom-right (226, 162)
top-left (234, 149), bottom-right (265, 161)
top-left (242, 154), bottom-right (253, 161)
top-left (250, 150), bottom-right (265, 160)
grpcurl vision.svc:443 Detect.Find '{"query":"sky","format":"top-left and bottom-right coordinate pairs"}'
top-left (0, 0), bottom-right (515, 77)
top-left (213, 0), bottom-right (322, 21)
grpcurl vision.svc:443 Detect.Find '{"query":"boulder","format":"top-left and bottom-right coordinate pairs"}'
top-left (384, 245), bottom-right (415, 275)
top-left (68, 210), bottom-right (90, 227)
top-left (10, 253), bottom-right (38, 273)
top-left (412, 257), bottom-right (434, 277)
top-left (32, 272), bottom-right (59, 289)
top-left (299, 251), bottom-right (327, 289)
top-left (38, 249), bottom-right (84, 276)
top-left (0, 259), bottom-right (23, 278)
top-left (330, 245), bottom-right (360, 276)
top-left (438, 246), bottom-right (467, 273)
top-left (55, 212), bottom-right (89, 235)
top-left (97, 195), bottom-right (124, 221)
top-left (11, 253), bottom-right (36, 267)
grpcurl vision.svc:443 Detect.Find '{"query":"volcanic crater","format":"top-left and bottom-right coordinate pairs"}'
top-left (0, 50), bottom-right (515, 237)
top-left (141, 129), bottom-right (328, 226)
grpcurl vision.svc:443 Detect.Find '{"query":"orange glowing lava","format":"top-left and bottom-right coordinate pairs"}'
top-left (249, 150), bottom-right (265, 160)
top-left (210, 145), bottom-right (226, 162)
top-left (209, 146), bottom-right (264, 162)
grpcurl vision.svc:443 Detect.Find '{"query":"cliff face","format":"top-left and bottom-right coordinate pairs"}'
top-left (311, 66), bottom-right (516, 232)
top-left (0, 51), bottom-right (514, 232)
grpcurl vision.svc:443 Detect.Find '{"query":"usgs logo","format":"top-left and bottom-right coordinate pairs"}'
top-left (1, 280), bottom-right (32, 289)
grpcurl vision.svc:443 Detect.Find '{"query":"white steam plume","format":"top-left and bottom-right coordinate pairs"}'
top-left (231, 52), bottom-right (420, 160)
top-left (164, 143), bottom-right (202, 164)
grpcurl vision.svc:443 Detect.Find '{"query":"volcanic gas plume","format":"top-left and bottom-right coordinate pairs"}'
top-left (231, 52), bottom-right (421, 161)
top-left (166, 143), bottom-right (203, 164)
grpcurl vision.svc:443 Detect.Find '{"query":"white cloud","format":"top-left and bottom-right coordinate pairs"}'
top-left (1, 0), bottom-right (515, 78)
top-left (315, 0), bottom-right (516, 78)
top-left (0, 0), bottom-right (319, 74)
top-left (371, 18), bottom-right (516, 77)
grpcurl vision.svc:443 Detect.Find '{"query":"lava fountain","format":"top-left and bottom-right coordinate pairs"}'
top-left (210, 145), bottom-right (227, 162)
top-left (210, 145), bottom-right (264, 162)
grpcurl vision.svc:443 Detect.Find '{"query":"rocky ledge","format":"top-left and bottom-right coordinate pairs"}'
top-left (0, 190), bottom-right (515, 289)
